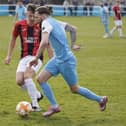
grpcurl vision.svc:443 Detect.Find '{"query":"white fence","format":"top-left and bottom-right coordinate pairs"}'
top-left (0, 4), bottom-right (126, 16)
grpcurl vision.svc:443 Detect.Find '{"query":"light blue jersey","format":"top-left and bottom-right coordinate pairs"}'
top-left (42, 17), bottom-right (77, 85)
top-left (42, 17), bottom-right (73, 63)
top-left (15, 5), bottom-right (26, 20)
top-left (100, 6), bottom-right (109, 24)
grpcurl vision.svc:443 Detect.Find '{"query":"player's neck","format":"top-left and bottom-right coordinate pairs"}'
top-left (27, 20), bottom-right (34, 26)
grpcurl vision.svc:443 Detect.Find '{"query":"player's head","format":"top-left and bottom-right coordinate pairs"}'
top-left (35, 6), bottom-right (51, 22)
top-left (104, 2), bottom-right (108, 6)
top-left (116, 0), bottom-right (120, 4)
top-left (17, 0), bottom-right (23, 7)
top-left (26, 4), bottom-right (36, 23)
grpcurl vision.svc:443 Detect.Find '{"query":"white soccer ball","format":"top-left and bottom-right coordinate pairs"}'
top-left (16, 101), bottom-right (33, 117)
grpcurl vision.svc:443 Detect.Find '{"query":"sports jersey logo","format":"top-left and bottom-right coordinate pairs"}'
top-left (27, 37), bottom-right (34, 43)
top-left (42, 27), bottom-right (45, 30)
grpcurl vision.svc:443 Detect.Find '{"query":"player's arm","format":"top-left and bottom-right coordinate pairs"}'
top-left (5, 36), bottom-right (17, 65)
top-left (65, 24), bottom-right (77, 48)
top-left (46, 43), bottom-right (53, 59)
top-left (65, 24), bottom-right (81, 51)
top-left (30, 32), bottom-right (50, 66)
top-left (30, 20), bottom-right (53, 66)
top-left (59, 21), bottom-right (80, 51)
top-left (5, 23), bottom-right (19, 65)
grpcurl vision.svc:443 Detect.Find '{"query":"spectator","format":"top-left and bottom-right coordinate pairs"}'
top-left (85, 0), bottom-right (94, 16)
top-left (63, 0), bottom-right (69, 16)
top-left (23, 0), bottom-right (31, 5)
top-left (8, 0), bottom-right (15, 16)
top-left (40, 0), bottom-right (45, 6)
top-left (72, 0), bottom-right (78, 16)
top-left (32, 0), bottom-right (39, 5)
top-left (83, 0), bottom-right (88, 16)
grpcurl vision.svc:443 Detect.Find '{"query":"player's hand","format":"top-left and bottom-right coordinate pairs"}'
top-left (5, 56), bottom-right (11, 65)
top-left (29, 57), bottom-right (38, 67)
top-left (72, 44), bottom-right (81, 51)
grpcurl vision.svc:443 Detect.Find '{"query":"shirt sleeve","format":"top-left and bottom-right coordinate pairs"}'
top-left (41, 20), bottom-right (53, 34)
top-left (12, 22), bottom-right (19, 38)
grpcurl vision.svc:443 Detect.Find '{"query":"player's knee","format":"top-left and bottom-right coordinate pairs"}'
top-left (36, 75), bottom-right (45, 84)
top-left (24, 69), bottom-right (35, 79)
top-left (24, 72), bottom-right (31, 79)
top-left (36, 76), bottom-right (41, 84)
top-left (16, 78), bottom-right (24, 86)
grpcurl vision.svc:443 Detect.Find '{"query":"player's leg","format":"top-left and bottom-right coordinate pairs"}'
top-left (103, 21), bottom-right (110, 38)
top-left (36, 58), bottom-right (60, 117)
top-left (16, 56), bottom-right (43, 111)
top-left (117, 20), bottom-right (124, 37)
top-left (16, 72), bottom-right (24, 86)
top-left (110, 21), bottom-right (117, 35)
top-left (24, 67), bottom-right (43, 111)
top-left (61, 56), bottom-right (108, 111)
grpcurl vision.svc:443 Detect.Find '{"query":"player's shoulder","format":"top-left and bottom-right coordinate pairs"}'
top-left (15, 20), bottom-right (27, 26)
top-left (113, 5), bottom-right (118, 9)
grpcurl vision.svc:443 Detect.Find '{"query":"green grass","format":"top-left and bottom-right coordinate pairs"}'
top-left (0, 16), bottom-right (126, 126)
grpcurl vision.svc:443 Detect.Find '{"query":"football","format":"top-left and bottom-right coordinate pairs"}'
top-left (16, 101), bottom-right (33, 117)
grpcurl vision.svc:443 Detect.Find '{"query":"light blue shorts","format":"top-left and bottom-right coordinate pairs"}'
top-left (44, 56), bottom-right (78, 86)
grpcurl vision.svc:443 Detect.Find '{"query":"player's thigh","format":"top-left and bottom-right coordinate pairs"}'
top-left (16, 72), bottom-right (24, 85)
top-left (24, 67), bottom-right (36, 79)
top-left (37, 70), bottom-right (52, 83)
top-left (60, 57), bottom-right (78, 86)
top-left (37, 57), bottom-right (59, 83)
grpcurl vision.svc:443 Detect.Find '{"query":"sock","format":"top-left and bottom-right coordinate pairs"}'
top-left (21, 84), bottom-right (27, 90)
top-left (36, 90), bottom-right (41, 99)
top-left (40, 82), bottom-right (57, 106)
top-left (24, 78), bottom-right (40, 107)
top-left (110, 26), bottom-right (116, 35)
top-left (77, 87), bottom-right (102, 102)
top-left (104, 23), bottom-right (109, 34)
top-left (118, 28), bottom-right (123, 36)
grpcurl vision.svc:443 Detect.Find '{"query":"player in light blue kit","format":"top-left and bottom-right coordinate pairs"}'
top-left (30, 6), bottom-right (108, 117)
top-left (13, 0), bottom-right (26, 23)
top-left (100, 2), bottom-right (111, 38)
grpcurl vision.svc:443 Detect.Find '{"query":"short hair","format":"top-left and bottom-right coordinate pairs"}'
top-left (27, 4), bottom-right (36, 14)
top-left (36, 6), bottom-right (51, 15)
top-left (17, 0), bottom-right (23, 2)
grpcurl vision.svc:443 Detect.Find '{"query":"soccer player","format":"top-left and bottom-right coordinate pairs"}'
top-left (13, 0), bottom-right (26, 23)
top-left (110, 0), bottom-right (124, 37)
top-left (5, 4), bottom-right (44, 111)
top-left (100, 2), bottom-right (111, 38)
top-left (30, 6), bottom-right (108, 117)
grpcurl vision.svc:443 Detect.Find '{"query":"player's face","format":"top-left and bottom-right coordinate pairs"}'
top-left (26, 11), bottom-right (35, 23)
top-left (116, 0), bottom-right (120, 4)
top-left (34, 12), bottom-right (42, 24)
top-left (18, 2), bottom-right (23, 7)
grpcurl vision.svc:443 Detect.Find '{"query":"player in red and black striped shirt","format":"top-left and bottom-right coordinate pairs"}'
top-left (110, 0), bottom-right (124, 37)
top-left (5, 4), bottom-right (53, 111)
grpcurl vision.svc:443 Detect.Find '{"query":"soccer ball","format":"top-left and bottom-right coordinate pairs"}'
top-left (16, 101), bottom-right (33, 117)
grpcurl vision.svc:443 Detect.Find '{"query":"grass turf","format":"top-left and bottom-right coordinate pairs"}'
top-left (0, 16), bottom-right (126, 126)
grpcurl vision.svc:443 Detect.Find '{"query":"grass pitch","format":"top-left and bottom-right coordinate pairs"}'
top-left (0, 16), bottom-right (126, 126)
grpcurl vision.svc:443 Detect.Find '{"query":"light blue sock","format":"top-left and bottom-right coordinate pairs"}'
top-left (77, 87), bottom-right (102, 102)
top-left (40, 83), bottom-right (57, 106)
top-left (104, 23), bottom-right (109, 34)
